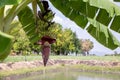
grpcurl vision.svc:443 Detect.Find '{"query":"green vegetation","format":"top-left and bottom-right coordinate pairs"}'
top-left (80, 39), bottom-right (94, 56)
top-left (51, 56), bottom-right (120, 61)
top-left (1, 56), bottom-right (120, 77)
top-left (70, 64), bottom-right (120, 74)
top-left (2, 56), bottom-right (120, 63)
top-left (2, 56), bottom-right (42, 63)
top-left (0, 65), bottom-right (62, 77)
top-left (9, 21), bottom-right (82, 56)
top-left (0, 62), bottom-right (120, 78)
top-left (0, 0), bottom-right (120, 61)
top-left (50, 0), bottom-right (120, 49)
top-left (0, 1), bottom-right (120, 78)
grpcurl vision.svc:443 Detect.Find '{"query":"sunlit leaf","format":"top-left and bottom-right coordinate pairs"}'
top-left (50, 0), bottom-right (120, 49)
top-left (18, 6), bottom-right (39, 43)
top-left (83, 0), bottom-right (120, 16)
top-left (111, 16), bottom-right (120, 33)
top-left (87, 18), bottom-right (120, 49)
top-left (0, 31), bottom-right (13, 61)
top-left (114, 0), bottom-right (120, 2)
top-left (0, 0), bottom-right (22, 8)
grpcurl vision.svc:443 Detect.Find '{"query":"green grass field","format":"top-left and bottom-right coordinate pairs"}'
top-left (2, 55), bottom-right (120, 63)
top-left (1, 55), bottom-right (120, 77)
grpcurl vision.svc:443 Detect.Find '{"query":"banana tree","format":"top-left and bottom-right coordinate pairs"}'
top-left (0, 0), bottom-right (56, 66)
top-left (18, 0), bottom-right (57, 66)
top-left (0, 0), bottom-right (120, 62)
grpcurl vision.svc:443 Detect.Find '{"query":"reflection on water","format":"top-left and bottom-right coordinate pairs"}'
top-left (1, 68), bottom-right (120, 80)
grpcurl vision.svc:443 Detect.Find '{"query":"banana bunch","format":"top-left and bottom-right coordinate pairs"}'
top-left (43, 10), bottom-right (54, 22)
top-left (36, 9), bottom-right (56, 39)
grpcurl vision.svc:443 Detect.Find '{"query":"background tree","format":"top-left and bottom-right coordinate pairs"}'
top-left (10, 22), bottom-right (40, 55)
top-left (52, 25), bottom-right (76, 55)
top-left (61, 29), bottom-right (75, 55)
top-left (72, 33), bottom-right (81, 56)
top-left (80, 39), bottom-right (94, 56)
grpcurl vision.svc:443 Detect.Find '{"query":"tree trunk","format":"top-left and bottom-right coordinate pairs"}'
top-left (82, 51), bottom-right (86, 56)
top-left (87, 51), bottom-right (89, 56)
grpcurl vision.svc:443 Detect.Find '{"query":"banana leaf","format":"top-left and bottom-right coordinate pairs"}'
top-left (17, 6), bottom-right (39, 43)
top-left (114, 0), bottom-right (120, 2)
top-left (0, 0), bottom-right (22, 8)
top-left (50, 0), bottom-right (120, 49)
top-left (0, 31), bottom-right (13, 61)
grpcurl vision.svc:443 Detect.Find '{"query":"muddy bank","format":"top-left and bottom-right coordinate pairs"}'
top-left (0, 59), bottom-right (120, 71)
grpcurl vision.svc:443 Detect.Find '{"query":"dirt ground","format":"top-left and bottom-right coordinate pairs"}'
top-left (0, 59), bottom-right (120, 71)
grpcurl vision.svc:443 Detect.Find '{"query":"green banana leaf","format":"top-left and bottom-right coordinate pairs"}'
top-left (50, 0), bottom-right (120, 49)
top-left (114, 0), bottom-right (120, 2)
top-left (0, 0), bottom-right (33, 61)
top-left (0, 31), bottom-right (13, 61)
top-left (17, 6), bottom-right (39, 43)
top-left (0, 0), bottom-right (22, 8)
top-left (87, 18), bottom-right (120, 49)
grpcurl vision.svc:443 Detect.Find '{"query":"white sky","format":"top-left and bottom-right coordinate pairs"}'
top-left (48, 1), bottom-right (120, 55)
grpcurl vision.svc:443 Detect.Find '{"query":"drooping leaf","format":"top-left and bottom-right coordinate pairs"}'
top-left (114, 0), bottom-right (120, 2)
top-left (96, 9), bottom-right (112, 26)
top-left (87, 18), bottom-right (120, 49)
top-left (83, 0), bottom-right (120, 16)
top-left (18, 6), bottom-right (39, 43)
top-left (0, 0), bottom-right (22, 8)
top-left (50, 0), bottom-right (89, 28)
top-left (50, 0), bottom-right (120, 49)
top-left (109, 30), bottom-right (120, 47)
top-left (111, 16), bottom-right (120, 33)
top-left (0, 31), bottom-right (13, 61)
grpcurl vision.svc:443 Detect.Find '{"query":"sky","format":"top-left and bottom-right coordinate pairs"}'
top-left (48, 1), bottom-right (120, 56)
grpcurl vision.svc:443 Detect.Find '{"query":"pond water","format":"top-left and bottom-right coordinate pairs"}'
top-left (1, 68), bottom-right (120, 80)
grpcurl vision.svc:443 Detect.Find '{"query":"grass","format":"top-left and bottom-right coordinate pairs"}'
top-left (0, 63), bottom-right (120, 78)
top-left (51, 55), bottom-right (120, 61)
top-left (2, 55), bottom-right (120, 63)
top-left (69, 64), bottom-right (120, 74)
top-left (0, 65), bottom-right (63, 77)
top-left (2, 55), bottom-right (42, 63)
top-left (1, 55), bottom-right (120, 77)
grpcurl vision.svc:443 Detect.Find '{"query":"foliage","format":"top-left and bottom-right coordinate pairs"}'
top-left (51, 24), bottom-right (79, 55)
top-left (1, 0), bottom-right (120, 60)
top-left (0, 0), bottom-right (33, 61)
top-left (10, 22), bottom-right (31, 55)
top-left (80, 39), bottom-right (94, 55)
top-left (18, 0), bottom-right (57, 43)
top-left (50, 0), bottom-right (120, 49)
top-left (10, 21), bottom-right (42, 55)
top-left (0, 31), bottom-right (13, 61)
top-left (72, 33), bottom-right (81, 55)
top-left (9, 22), bottom-right (80, 56)
top-left (0, 0), bottom-right (22, 8)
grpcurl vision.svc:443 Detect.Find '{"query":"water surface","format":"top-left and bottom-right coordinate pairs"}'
top-left (1, 68), bottom-right (120, 80)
